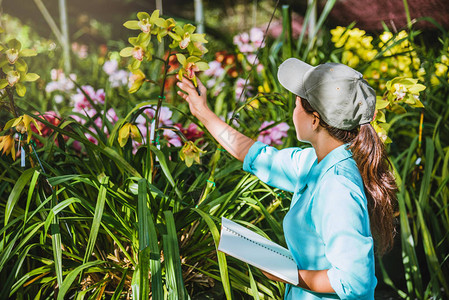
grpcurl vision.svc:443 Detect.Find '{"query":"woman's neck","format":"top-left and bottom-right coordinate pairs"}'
top-left (311, 133), bottom-right (344, 163)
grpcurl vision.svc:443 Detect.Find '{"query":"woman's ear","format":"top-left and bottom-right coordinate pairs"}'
top-left (311, 112), bottom-right (320, 130)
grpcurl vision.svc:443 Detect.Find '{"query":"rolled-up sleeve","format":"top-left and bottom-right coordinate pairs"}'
top-left (312, 175), bottom-right (376, 299)
top-left (243, 142), bottom-right (313, 193)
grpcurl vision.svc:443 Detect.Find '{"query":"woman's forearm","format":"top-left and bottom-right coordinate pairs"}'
top-left (297, 269), bottom-right (334, 293)
top-left (197, 109), bottom-right (254, 162)
top-left (176, 76), bottom-right (254, 161)
top-left (262, 269), bottom-right (335, 294)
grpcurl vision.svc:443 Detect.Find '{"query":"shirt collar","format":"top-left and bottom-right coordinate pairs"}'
top-left (305, 144), bottom-right (353, 190)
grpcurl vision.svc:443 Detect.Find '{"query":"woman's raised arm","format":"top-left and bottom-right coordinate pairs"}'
top-left (176, 76), bottom-right (255, 162)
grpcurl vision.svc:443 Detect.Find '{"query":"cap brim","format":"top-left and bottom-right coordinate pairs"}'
top-left (277, 58), bottom-right (313, 98)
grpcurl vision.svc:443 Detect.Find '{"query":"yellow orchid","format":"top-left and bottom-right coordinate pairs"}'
top-left (154, 18), bottom-right (176, 42)
top-left (176, 53), bottom-right (209, 86)
top-left (118, 122), bottom-right (142, 147)
top-left (0, 134), bottom-right (16, 160)
top-left (169, 24), bottom-right (208, 56)
top-left (0, 39), bottom-right (37, 68)
top-left (128, 69), bottom-right (146, 93)
top-left (123, 10), bottom-right (162, 35)
top-left (4, 114), bottom-right (42, 143)
top-left (179, 141), bottom-right (205, 167)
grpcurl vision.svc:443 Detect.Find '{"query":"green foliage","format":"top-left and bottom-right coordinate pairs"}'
top-left (0, 4), bottom-right (449, 300)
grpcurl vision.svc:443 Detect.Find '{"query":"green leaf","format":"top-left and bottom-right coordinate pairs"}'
top-left (50, 195), bottom-right (64, 290)
top-left (247, 264), bottom-right (260, 300)
top-left (137, 179), bottom-right (163, 299)
top-left (4, 168), bottom-right (35, 226)
top-left (150, 145), bottom-right (182, 199)
top-left (193, 209), bottom-right (232, 299)
top-left (24, 73), bottom-right (40, 82)
top-left (163, 211), bottom-right (186, 300)
top-left (83, 176), bottom-right (109, 264)
top-left (103, 147), bottom-right (142, 177)
top-left (123, 20), bottom-right (140, 30)
top-left (111, 269), bottom-right (129, 300)
top-left (57, 261), bottom-right (104, 300)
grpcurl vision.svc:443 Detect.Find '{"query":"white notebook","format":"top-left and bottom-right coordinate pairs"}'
top-left (218, 217), bottom-right (299, 286)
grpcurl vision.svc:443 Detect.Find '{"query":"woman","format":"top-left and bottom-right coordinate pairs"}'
top-left (176, 58), bottom-right (397, 299)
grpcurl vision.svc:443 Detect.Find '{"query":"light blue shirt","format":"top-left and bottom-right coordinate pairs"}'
top-left (243, 142), bottom-right (376, 299)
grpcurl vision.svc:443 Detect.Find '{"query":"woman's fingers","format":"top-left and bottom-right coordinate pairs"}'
top-left (176, 75), bottom-right (205, 96)
top-left (196, 77), bottom-right (207, 95)
top-left (176, 75), bottom-right (195, 90)
top-left (177, 90), bottom-right (189, 101)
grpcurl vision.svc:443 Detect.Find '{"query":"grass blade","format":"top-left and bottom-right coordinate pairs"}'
top-left (137, 178), bottom-right (150, 300)
top-left (4, 168), bottom-right (35, 227)
top-left (247, 264), bottom-right (260, 300)
top-left (57, 260), bottom-right (104, 300)
top-left (163, 210), bottom-right (186, 300)
top-left (82, 176), bottom-right (109, 265)
top-left (193, 208), bottom-right (232, 300)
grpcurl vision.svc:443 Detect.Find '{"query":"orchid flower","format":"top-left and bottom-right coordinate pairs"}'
top-left (4, 114), bottom-right (42, 143)
top-left (118, 122), bottom-right (142, 147)
top-left (176, 53), bottom-right (209, 87)
top-left (169, 24), bottom-right (208, 55)
top-left (0, 39), bottom-right (39, 96)
top-left (123, 10), bottom-right (163, 35)
top-left (0, 134), bottom-right (15, 160)
top-left (179, 141), bottom-right (205, 167)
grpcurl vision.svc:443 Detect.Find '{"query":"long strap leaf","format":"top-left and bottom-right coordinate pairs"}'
top-left (193, 208), bottom-right (232, 300)
top-left (57, 260), bottom-right (104, 300)
top-left (82, 176), bottom-right (109, 265)
top-left (163, 210), bottom-right (187, 300)
top-left (4, 168), bottom-right (35, 227)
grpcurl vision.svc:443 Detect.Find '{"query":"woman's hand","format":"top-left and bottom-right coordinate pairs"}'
top-left (176, 74), bottom-right (255, 161)
top-left (262, 270), bottom-right (289, 284)
top-left (176, 75), bottom-right (209, 120)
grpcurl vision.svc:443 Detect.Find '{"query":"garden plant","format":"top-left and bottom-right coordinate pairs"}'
top-left (0, 2), bottom-right (449, 300)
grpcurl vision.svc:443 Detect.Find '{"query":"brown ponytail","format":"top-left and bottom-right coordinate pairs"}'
top-left (301, 98), bottom-right (397, 255)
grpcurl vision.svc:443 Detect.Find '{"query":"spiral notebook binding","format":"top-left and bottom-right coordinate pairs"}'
top-left (223, 226), bottom-right (296, 263)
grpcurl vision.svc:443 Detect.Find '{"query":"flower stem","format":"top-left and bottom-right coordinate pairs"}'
top-left (153, 50), bottom-right (171, 144)
top-left (6, 87), bottom-right (19, 118)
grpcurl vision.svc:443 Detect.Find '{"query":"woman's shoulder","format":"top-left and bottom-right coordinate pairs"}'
top-left (316, 158), bottom-right (367, 205)
top-left (332, 155), bottom-right (364, 188)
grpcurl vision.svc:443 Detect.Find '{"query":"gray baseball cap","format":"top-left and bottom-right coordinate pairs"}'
top-left (277, 58), bottom-right (376, 130)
